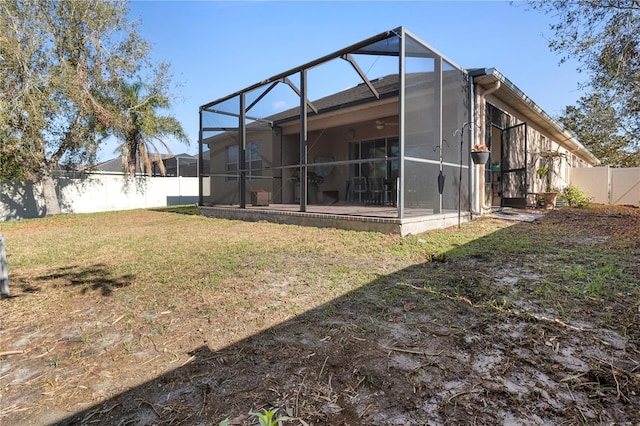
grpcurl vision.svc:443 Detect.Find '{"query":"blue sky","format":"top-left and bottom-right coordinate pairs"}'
top-left (97, 0), bottom-right (587, 161)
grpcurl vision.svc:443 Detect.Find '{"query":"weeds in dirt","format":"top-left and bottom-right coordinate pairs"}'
top-left (250, 408), bottom-right (293, 426)
top-left (1, 206), bottom-right (639, 425)
top-left (218, 408), bottom-right (293, 426)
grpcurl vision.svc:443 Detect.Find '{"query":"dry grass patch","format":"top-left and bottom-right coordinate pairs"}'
top-left (1, 205), bottom-right (638, 425)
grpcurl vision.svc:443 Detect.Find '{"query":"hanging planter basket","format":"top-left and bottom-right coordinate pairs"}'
top-left (471, 150), bottom-right (490, 165)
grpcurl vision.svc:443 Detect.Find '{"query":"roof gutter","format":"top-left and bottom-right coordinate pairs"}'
top-left (468, 68), bottom-right (600, 166)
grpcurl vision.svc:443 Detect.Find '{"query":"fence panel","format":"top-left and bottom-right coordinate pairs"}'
top-left (1, 174), bottom-right (198, 221)
top-left (610, 168), bottom-right (640, 206)
top-left (570, 167), bottom-right (610, 204)
top-left (570, 166), bottom-right (640, 206)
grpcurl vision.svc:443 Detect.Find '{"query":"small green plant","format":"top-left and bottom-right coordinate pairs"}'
top-left (217, 408), bottom-right (292, 426)
top-left (250, 408), bottom-right (292, 426)
top-left (560, 185), bottom-right (590, 207)
top-left (536, 165), bottom-right (554, 193)
top-left (51, 355), bottom-right (61, 368)
top-left (535, 165), bottom-right (549, 180)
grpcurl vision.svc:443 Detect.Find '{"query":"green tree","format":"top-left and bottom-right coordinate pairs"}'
top-left (113, 79), bottom-right (188, 176)
top-left (526, 0), bottom-right (639, 163)
top-left (0, 0), bottom-right (185, 215)
top-left (559, 92), bottom-right (640, 167)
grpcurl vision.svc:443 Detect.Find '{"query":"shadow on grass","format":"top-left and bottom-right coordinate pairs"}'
top-left (13, 263), bottom-right (133, 296)
top-left (40, 213), bottom-right (640, 425)
top-left (149, 204), bottom-right (200, 216)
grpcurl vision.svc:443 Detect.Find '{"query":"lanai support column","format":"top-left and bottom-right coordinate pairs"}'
top-left (299, 69), bottom-right (308, 212)
top-left (397, 29), bottom-right (406, 219)
top-left (198, 109), bottom-right (203, 206)
top-left (239, 93), bottom-right (247, 208)
top-left (434, 56), bottom-right (443, 214)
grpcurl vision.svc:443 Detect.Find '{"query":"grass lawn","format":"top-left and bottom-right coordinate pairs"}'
top-left (0, 205), bottom-right (638, 425)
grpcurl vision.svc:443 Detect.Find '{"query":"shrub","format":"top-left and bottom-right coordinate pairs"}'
top-left (561, 185), bottom-right (591, 208)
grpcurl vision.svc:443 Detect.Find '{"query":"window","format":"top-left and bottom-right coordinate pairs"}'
top-left (349, 137), bottom-right (398, 180)
top-left (247, 142), bottom-right (262, 179)
top-left (226, 145), bottom-right (238, 181)
top-left (225, 142), bottom-right (262, 181)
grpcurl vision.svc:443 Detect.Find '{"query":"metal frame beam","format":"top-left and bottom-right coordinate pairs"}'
top-left (200, 29), bottom-right (401, 111)
top-left (299, 69), bottom-right (308, 212)
top-left (341, 54), bottom-right (380, 99)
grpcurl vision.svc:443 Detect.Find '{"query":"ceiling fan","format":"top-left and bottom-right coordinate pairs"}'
top-left (375, 119), bottom-right (398, 130)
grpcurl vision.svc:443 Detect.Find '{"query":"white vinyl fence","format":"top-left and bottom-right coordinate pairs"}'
top-left (1, 173), bottom-right (199, 221)
top-left (570, 166), bottom-right (640, 206)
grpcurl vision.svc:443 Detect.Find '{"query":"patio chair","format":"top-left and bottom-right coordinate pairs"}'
top-left (351, 176), bottom-right (368, 204)
top-left (368, 177), bottom-right (385, 205)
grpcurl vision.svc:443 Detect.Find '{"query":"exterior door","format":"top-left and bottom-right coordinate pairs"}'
top-left (501, 122), bottom-right (528, 208)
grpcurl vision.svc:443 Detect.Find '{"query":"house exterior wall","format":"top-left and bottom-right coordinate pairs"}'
top-left (478, 95), bottom-right (594, 210)
top-left (278, 103), bottom-right (401, 205)
top-left (199, 28), bottom-right (597, 233)
top-left (204, 127), bottom-right (274, 205)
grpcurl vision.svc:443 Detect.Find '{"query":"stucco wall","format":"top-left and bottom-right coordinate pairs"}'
top-left (203, 128), bottom-right (274, 205)
top-left (479, 100), bottom-right (588, 210)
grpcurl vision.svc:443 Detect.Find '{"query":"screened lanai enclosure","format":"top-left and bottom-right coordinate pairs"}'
top-left (198, 27), bottom-right (473, 234)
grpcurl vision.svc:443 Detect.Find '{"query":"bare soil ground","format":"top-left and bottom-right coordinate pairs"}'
top-left (1, 205), bottom-right (639, 425)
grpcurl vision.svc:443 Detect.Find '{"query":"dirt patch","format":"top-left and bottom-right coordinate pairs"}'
top-left (1, 205), bottom-right (639, 425)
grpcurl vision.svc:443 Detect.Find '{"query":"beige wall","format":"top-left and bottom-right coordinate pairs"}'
top-left (204, 128), bottom-right (274, 205)
top-left (477, 96), bottom-right (591, 210)
top-left (277, 102), bottom-right (400, 204)
top-left (279, 122), bottom-right (399, 204)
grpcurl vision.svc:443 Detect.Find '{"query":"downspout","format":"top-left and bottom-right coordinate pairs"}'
top-left (474, 80), bottom-right (501, 213)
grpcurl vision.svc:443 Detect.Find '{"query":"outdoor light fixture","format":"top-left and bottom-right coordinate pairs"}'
top-left (375, 120), bottom-right (386, 130)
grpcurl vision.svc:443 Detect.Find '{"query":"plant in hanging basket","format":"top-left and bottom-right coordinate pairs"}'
top-left (470, 144), bottom-right (490, 164)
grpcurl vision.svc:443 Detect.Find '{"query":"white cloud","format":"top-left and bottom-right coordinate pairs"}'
top-left (273, 100), bottom-right (288, 110)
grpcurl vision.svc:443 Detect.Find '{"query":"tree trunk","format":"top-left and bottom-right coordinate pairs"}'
top-left (41, 168), bottom-right (62, 216)
top-left (125, 124), bottom-right (141, 176)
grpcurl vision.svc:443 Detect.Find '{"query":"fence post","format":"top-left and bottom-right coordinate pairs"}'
top-left (0, 235), bottom-right (9, 298)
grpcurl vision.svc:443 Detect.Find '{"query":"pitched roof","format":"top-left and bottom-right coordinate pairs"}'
top-left (267, 72), bottom-right (438, 125)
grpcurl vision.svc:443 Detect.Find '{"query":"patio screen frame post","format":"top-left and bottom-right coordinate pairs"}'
top-left (397, 28), bottom-right (406, 220)
top-left (239, 93), bottom-right (247, 208)
top-left (434, 55), bottom-right (443, 214)
top-left (299, 69), bottom-right (308, 212)
top-left (198, 108), bottom-right (203, 206)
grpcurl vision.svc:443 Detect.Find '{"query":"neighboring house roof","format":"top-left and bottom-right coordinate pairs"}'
top-left (93, 157), bottom-right (124, 173)
top-left (92, 152), bottom-right (204, 174)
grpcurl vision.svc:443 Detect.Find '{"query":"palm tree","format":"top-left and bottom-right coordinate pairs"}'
top-left (115, 81), bottom-right (188, 175)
